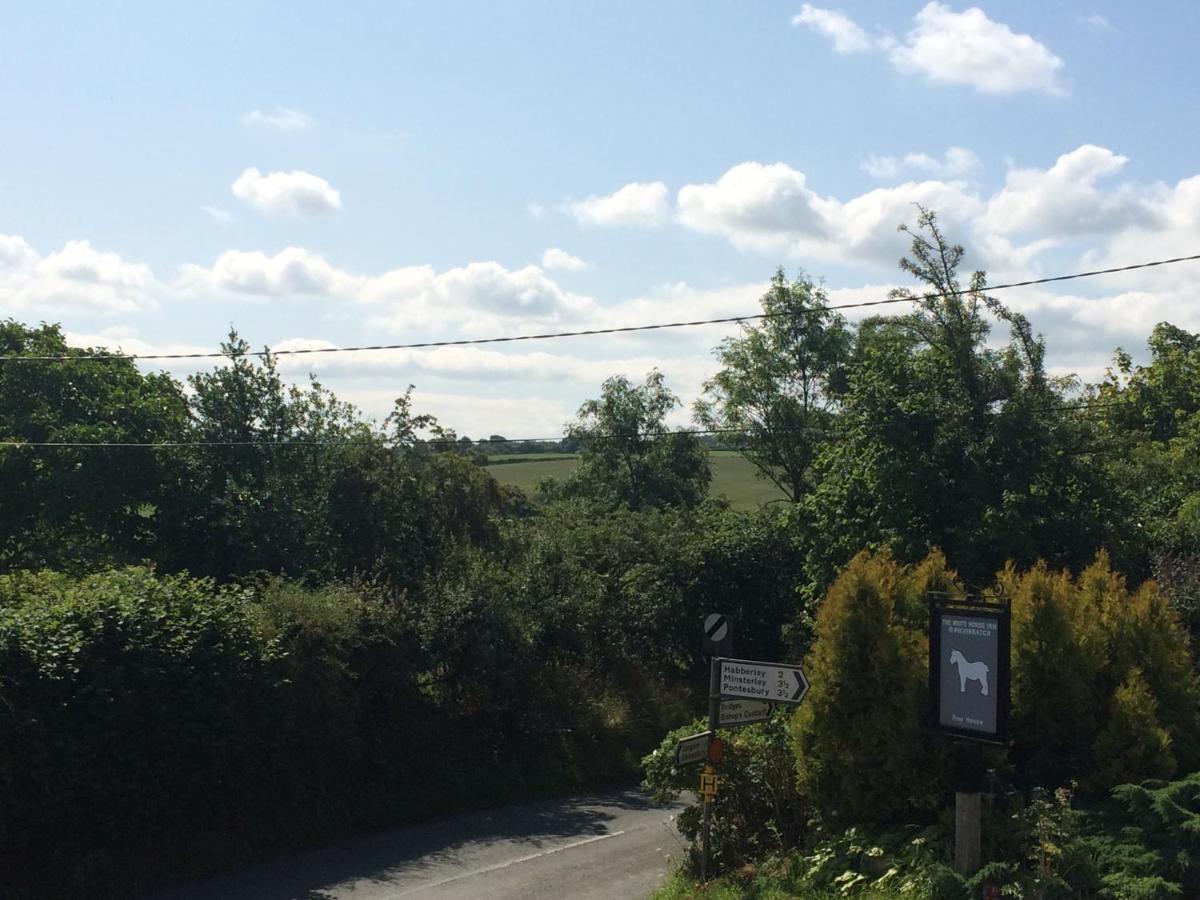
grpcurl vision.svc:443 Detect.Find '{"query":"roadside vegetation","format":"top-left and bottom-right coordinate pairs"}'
top-left (2, 210), bottom-right (1198, 896)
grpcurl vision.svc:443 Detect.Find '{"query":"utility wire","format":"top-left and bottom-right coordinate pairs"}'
top-left (4, 253), bottom-right (1198, 363)
top-left (0, 398), bottom-right (1130, 449)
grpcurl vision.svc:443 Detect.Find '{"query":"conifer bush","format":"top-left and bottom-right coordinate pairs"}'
top-left (791, 551), bottom-right (950, 825)
top-left (789, 549), bottom-right (1200, 831)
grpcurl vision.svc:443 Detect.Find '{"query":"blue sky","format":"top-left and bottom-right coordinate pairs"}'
top-left (4, 2), bottom-right (1199, 436)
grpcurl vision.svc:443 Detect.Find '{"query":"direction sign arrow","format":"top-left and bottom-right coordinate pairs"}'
top-left (718, 657), bottom-right (810, 705)
top-left (674, 731), bottom-right (712, 767)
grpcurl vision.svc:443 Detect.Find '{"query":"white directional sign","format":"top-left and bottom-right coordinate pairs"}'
top-left (719, 657), bottom-right (810, 705)
top-left (675, 731), bottom-right (712, 766)
top-left (719, 698), bottom-right (772, 727)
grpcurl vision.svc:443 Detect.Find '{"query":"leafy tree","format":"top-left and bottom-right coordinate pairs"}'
top-left (696, 269), bottom-right (851, 501)
top-left (559, 370), bottom-right (710, 511)
top-left (156, 333), bottom-right (505, 584)
top-left (0, 321), bottom-right (188, 570)
top-left (800, 209), bottom-right (1119, 591)
top-left (155, 332), bottom-right (372, 579)
top-left (1095, 322), bottom-right (1200, 588)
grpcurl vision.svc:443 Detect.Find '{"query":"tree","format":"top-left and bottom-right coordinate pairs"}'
top-left (0, 320), bottom-right (189, 570)
top-left (799, 209), bottom-right (1120, 591)
top-left (696, 269), bottom-right (851, 502)
top-left (1094, 323), bottom-right (1200, 586)
top-left (560, 370), bottom-right (710, 511)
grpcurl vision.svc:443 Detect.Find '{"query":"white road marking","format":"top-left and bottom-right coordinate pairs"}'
top-left (393, 826), bottom-right (645, 895)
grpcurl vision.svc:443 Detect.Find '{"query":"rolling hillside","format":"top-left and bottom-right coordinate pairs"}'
top-left (486, 451), bottom-right (788, 509)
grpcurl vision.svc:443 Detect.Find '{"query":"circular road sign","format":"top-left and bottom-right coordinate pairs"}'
top-left (704, 613), bottom-right (729, 643)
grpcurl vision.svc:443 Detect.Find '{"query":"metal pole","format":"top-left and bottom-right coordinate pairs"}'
top-left (702, 655), bottom-right (720, 882)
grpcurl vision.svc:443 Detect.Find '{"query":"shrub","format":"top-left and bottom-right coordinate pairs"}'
top-left (1004, 552), bottom-right (1200, 790)
top-left (0, 568), bottom-right (279, 893)
top-left (1004, 561), bottom-right (1104, 786)
top-left (0, 566), bottom-right (686, 896)
top-left (642, 712), bottom-right (804, 873)
top-left (1092, 668), bottom-right (1176, 791)
top-left (791, 550), bottom-right (950, 826)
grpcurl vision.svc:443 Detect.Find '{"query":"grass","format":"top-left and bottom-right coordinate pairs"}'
top-left (484, 451), bottom-right (789, 510)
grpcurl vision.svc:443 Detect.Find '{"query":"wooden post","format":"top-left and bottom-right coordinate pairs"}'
top-left (952, 741), bottom-right (985, 876)
top-left (954, 791), bottom-right (982, 875)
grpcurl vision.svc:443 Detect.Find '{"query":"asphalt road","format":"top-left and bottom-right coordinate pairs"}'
top-left (150, 788), bottom-right (689, 900)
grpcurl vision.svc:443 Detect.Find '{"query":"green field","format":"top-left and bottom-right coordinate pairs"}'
top-left (485, 450), bottom-right (788, 509)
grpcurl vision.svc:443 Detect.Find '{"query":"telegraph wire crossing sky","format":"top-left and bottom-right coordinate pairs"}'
top-left (2, 1), bottom-right (1199, 437)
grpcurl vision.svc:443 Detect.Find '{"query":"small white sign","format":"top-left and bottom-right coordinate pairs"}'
top-left (719, 658), bottom-right (809, 705)
top-left (719, 698), bottom-right (772, 727)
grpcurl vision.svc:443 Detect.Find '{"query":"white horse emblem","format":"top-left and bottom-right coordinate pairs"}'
top-left (949, 649), bottom-right (989, 696)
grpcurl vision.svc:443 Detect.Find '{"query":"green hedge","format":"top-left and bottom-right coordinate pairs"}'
top-left (0, 568), bottom-right (682, 897)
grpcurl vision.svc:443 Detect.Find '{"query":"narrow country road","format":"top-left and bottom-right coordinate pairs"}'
top-left (150, 788), bottom-right (689, 900)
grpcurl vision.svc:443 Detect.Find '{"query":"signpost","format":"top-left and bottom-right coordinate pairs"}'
top-left (718, 698), bottom-right (772, 727)
top-left (674, 731), bottom-right (712, 767)
top-left (930, 604), bottom-right (1010, 745)
top-left (697, 621), bottom-right (810, 883)
top-left (929, 599), bottom-right (1011, 877)
top-left (719, 657), bottom-right (810, 705)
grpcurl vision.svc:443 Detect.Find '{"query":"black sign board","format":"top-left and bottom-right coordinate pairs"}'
top-left (929, 601), bottom-right (1010, 745)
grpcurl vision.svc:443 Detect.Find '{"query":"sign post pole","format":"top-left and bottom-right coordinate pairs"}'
top-left (701, 655), bottom-right (720, 882)
top-left (952, 741), bottom-right (985, 875)
top-left (929, 600), bottom-right (1010, 879)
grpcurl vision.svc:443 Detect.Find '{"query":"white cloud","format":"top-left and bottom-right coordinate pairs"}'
top-left (568, 181), bottom-right (670, 227)
top-left (863, 146), bottom-right (980, 179)
top-left (1079, 13), bottom-right (1114, 32)
top-left (241, 108), bottom-right (314, 131)
top-left (527, 202), bottom-right (547, 220)
top-left (837, 179), bottom-right (984, 261)
top-left (794, 3), bottom-right (1064, 96)
top-left (671, 145), bottom-right (1190, 274)
top-left (791, 4), bottom-right (871, 54)
top-left (677, 162), bottom-right (837, 253)
top-left (983, 145), bottom-right (1159, 236)
top-left (201, 205), bottom-right (233, 225)
top-left (64, 327), bottom-right (211, 367)
top-left (177, 247), bottom-right (593, 333)
top-left (541, 248), bottom-right (589, 271)
top-left (0, 235), bottom-right (158, 314)
top-left (676, 160), bottom-right (980, 264)
top-left (269, 340), bottom-right (707, 389)
top-left (363, 261), bottom-right (594, 333)
top-left (178, 247), bottom-right (360, 298)
top-left (231, 167), bottom-right (342, 217)
top-left (888, 3), bottom-right (1065, 95)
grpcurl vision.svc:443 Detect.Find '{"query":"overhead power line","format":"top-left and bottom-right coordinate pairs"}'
top-left (4, 253), bottom-right (1198, 363)
top-left (0, 398), bottom-right (1128, 449)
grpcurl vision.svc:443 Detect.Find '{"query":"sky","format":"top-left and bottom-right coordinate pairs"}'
top-left (4, 1), bottom-right (1200, 439)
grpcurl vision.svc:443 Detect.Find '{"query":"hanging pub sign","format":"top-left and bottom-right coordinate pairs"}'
top-left (929, 600), bottom-right (1010, 745)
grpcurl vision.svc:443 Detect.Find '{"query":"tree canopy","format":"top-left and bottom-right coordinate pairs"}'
top-left (558, 369), bottom-right (711, 511)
